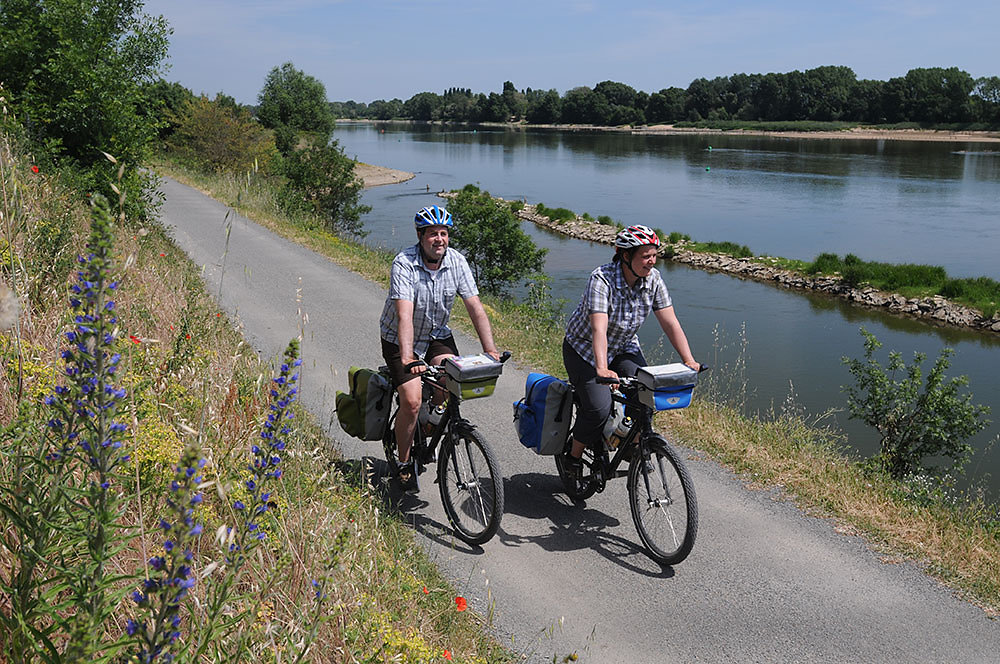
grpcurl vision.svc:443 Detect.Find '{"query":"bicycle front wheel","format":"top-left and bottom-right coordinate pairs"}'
top-left (627, 434), bottom-right (698, 565)
top-left (437, 426), bottom-right (504, 546)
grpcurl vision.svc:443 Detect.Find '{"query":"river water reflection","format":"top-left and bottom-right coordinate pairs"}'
top-left (334, 122), bottom-right (1000, 498)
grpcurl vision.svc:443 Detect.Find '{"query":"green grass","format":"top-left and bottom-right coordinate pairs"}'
top-left (689, 240), bottom-right (754, 258)
top-left (534, 202), bottom-right (577, 224)
top-left (806, 252), bottom-right (1000, 316)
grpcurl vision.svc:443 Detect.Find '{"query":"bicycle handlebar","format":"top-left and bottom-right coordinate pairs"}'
top-left (595, 364), bottom-right (710, 388)
top-left (413, 351), bottom-right (512, 378)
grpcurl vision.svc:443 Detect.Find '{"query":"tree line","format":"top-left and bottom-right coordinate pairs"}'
top-left (332, 67), bottom-right (1000, 127)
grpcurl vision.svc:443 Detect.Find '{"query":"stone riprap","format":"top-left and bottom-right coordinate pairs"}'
top-left (440, 192), bottom-right (1000, 334)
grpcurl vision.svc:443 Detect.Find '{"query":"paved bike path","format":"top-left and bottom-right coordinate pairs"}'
top-left (159, 175), bottom-right (1000, 663)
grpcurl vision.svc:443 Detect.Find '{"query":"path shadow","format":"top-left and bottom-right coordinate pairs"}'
top-left (497, 471), bottom-right (676, 578)
top-left (334, 456), bottom-right (485, 555)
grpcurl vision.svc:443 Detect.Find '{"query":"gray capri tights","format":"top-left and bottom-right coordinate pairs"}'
top-left (562, 339), bottom-right (647, 447)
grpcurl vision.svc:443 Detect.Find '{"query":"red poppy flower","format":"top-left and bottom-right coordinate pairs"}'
top-left (454, 597), bottom-right (467, 612)
top-left (185, 334), bottom-right (191, 340)
top-left (129, 335), bottom-right (141, 344)
top-left (443, 651), bottom-right (452, 661)
top-left (159, 253), bottom-right (165, 257)
top-left (423, 586), bottom-right (429, 594)
top-left (31, 165), bottom-right (39, 174)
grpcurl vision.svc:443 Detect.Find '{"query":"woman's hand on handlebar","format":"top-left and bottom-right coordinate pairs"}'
top-left (596, 367), bottom-right (619, 385)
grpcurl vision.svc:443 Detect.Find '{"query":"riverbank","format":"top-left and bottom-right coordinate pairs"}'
top-left (355, 161), bottom-right (415, 188)
top-left (338, 118), bottom-right (1000, 143)
top-left (439, 192), bottom-right (1000, 335)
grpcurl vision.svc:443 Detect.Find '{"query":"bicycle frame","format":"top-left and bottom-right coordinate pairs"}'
top-left (579, 385), bottom-right (657, 492)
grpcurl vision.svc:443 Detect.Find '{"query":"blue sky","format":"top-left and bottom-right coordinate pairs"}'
top-left (142, 0), bottom-right (1000, 105)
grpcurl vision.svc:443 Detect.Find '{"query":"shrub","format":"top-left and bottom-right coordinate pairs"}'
top-left (508, 200), bottom-right (525, 213)
top-left (279, 142), bottom-right (371, 236)
top-left (170, 95), bottom-right (277, 174)
top-left (449, 187), bottom-right (547, 296)
top-left (597, 215), bottom-right (615, 226)
top-left (842, 328), bottom-right (991, 480)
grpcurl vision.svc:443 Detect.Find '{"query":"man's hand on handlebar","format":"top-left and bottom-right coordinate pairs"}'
top-left (403, 358), bottom-right (427, 374)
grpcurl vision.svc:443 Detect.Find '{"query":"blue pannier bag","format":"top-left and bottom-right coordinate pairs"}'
top-left (513, 372), bottom-right (573, 455)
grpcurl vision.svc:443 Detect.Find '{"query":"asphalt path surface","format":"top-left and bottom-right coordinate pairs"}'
top-left (159, 176), bottom-right (1000, 663)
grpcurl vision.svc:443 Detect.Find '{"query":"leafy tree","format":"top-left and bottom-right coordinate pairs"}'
top-left (441, 88), bottom-right (476, 121)
top-left (501, 81), bottom-right (527, 121)
top-left (685, 77), bottom-right (726, 121)
top-left (0, 0), bottom-right (169, 217)
top-left (526, 89), bottom-right (562, 124)
top-left (257, 62), bottom-right (334, 136)
top-left (447, 188), bottom-right (547, 296)
top-left (369, 98), bottom-right (403, 120)
top-left (594, 80), bottom-right (638, 108)
top-left (169, 95), bottom-right (276, 174)
top-left (403, 91), bottom-right (442, 120)
top-left (561, 86), bottom-right (611, 124)
top-left (475, 92), bottom-right (509, 122)
top-left (645, 87), bottom-right (686, 123)
top-left (140, 79), bottom-right (196, 140)
top-left (279, 142), bottom-right (371, 236)
top-left (842, 328), bottom-right (990, 480)
top-left (972, 76), bottom-right (1000, 124)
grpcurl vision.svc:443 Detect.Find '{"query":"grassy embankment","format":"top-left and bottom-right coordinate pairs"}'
top-left (157, 156), bottom-right (1000, 617)
top-left (2, 137), bottom-right (514, 661)
top-left (526, 200), bottom-right (1000, 320)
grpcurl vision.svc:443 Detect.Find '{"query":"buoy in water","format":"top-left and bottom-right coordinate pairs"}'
top-left (706, 166), bottom-right (711, 171)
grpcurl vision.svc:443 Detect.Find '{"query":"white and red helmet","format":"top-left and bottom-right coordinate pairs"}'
top-left (614, 224), bottom-right (661, 250)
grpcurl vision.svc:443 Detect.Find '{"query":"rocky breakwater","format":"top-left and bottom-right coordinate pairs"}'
top-left (674, 251), bottom-right (1000, 334)
top-left (439, 193), bottom-right (1000, 335)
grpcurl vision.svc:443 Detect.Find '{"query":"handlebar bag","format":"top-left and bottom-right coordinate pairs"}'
top-left (444, 354), bottom-right (503, 400)
top-left (636, 363), bottom-right (697, 410)
top-left (513, 372), bottom-right (573, 455)
top-left (335, 366), bottom-right (390, 440)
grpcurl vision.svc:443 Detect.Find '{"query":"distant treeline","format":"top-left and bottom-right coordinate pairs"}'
top-left (330, 66), bottom-right (1000, 128)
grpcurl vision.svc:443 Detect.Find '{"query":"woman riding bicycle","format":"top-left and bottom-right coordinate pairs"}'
top-left (561, 224), bottom-right (699, 478)
top-left (379, 205), bottom-right (501, 493)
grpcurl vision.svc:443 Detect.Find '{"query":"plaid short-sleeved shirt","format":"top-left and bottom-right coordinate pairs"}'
top-left (379, 245), bottom-right (479, 356)
top-left (564, 261), bottom-right (672, 367)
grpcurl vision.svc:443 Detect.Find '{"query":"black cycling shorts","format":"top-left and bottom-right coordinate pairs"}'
top-left (380, 336), bottom-right (459, 387)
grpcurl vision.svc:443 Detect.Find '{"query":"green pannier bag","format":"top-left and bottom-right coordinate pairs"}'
top-left (335, 367), bottom-right (391, 440)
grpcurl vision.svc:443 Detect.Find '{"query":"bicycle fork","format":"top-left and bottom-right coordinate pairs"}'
top-left (639, 439), bottom-right (674, 509)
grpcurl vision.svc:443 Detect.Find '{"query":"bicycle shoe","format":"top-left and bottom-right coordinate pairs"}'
top-left (563, 454), bottom-right (585, 483)
top-left (397, 460), bottom-right (419, 494)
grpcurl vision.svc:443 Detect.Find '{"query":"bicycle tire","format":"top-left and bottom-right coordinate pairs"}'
top-left (554, 438), bottom-right (598, 501)
top-left (627, 434), bottom-right (698, 565)
top-left (437, 426), bottom-right (504, 545)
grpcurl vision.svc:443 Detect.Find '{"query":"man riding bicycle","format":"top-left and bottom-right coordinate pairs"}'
top-left (379, 205), bottom-right (501, 493)
top-left (561, 224), bottom-right (700, 478)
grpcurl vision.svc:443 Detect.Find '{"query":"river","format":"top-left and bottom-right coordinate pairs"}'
top-left (333, 121), bottom-right (1000, 499)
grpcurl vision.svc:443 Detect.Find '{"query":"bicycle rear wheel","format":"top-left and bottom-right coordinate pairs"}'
top-left (437, 426), bottom-right (504, 545)
top-left (627, 434), bottom-right (698, 565)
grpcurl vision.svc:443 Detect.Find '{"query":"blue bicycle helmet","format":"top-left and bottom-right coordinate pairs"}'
top-left (414, 205), bottom-right (453, 229)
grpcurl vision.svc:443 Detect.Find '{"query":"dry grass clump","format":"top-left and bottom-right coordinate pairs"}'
top-left (2, 130), bottom-right (510, 661)
top-left (662, 401), bottom-right (1000, 614)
